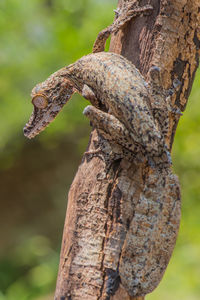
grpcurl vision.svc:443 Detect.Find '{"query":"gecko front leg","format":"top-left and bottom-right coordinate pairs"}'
top-left (81, 84), bottom-right (101, 109)
top-left (83, 104), bottom-right (170, 167)
top-left (93, 1), bottom-right (153, 53)
top-left (83, 105), bottom-right (142, 156)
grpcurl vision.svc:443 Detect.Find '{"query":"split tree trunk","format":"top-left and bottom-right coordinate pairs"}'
top-left (55, 0), bottom-right (200, 299)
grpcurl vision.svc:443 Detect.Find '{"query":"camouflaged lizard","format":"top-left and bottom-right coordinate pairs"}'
top-left (24, 1), bottom-right (181, 297)
top-left (24, 51), bottom-right (172, 164)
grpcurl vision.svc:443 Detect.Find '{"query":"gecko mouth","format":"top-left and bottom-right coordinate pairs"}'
top-left (24, 86), bottom-right (75, 139)
top-left (23, 104), bottom-right (63, 139)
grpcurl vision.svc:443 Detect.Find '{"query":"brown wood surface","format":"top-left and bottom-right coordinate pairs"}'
top-left (55, 0), bottom-right (200, 299)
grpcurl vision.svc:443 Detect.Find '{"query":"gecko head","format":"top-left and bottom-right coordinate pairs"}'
top-left (23, 73), bottom-right (74, 139)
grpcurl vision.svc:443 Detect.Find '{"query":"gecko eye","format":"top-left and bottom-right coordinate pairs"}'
top-left (32, 94), bottom-right (48, 109)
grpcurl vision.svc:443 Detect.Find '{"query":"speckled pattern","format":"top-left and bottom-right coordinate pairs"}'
top-left (23, 73), bottom-right (75, 139)
top-left (24, 52), bottom-right (171, 164)
top-left (23, 4), bottom-right (181, 296)
top-left (119, 167), bottom-right (181, 296)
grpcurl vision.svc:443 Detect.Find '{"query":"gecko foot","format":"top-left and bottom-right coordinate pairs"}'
top-left (83, 105), bottom-right (141, 155)
top-left (167, 104), bottom-right (183, 116)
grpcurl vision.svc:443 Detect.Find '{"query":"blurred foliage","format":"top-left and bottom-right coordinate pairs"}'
top-left (0, 236), bottom-right (58, 300)
top-left (0, 0), bottom-right (115, 168)
top-left (0, 0), bottom-right (199, 299)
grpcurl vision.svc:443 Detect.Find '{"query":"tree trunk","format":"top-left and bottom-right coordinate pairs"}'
top-left (55, 0), bottom-right (200, 299)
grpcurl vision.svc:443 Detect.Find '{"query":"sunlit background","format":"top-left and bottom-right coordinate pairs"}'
top-left (0, 1), bottom-right (199, 299)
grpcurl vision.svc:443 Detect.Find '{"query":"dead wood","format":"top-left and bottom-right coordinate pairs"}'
top-left (55, 0), bottom-right (200, 299)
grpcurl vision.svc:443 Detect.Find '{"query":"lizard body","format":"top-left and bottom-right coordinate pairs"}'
top-left (24, 1), bottom-right (181, 297)
top-left (24, 51), bottom-right (181, 297)
top-left (24, 52), bottom-right (170, 165)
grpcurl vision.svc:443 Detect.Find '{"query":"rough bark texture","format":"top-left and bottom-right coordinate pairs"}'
top-left (55, 0), bottom-right (200, 299)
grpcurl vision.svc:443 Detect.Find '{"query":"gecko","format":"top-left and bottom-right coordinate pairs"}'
top-left (24, 1), bottom-right (181, 297)
top-left (24, 51), bottom-right (171, 166)
top-left (24, 0), bottom-right (168, 166)
top-left (23, 50), bottom-right (181, 296)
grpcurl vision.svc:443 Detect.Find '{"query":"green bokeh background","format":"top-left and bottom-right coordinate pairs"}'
top-left (0, 1), bottom-right (199, 299)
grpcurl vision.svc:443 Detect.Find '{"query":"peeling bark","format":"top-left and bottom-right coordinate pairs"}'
top-left (55, 0), bottom-right (200, 299)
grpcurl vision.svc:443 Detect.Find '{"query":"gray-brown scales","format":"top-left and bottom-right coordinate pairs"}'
top-left (23, 52), bottom-right (181, 297)
top-left (24, 52), bottom-right (171, 166)
top-left (23, 0), bottom-right (181, 297)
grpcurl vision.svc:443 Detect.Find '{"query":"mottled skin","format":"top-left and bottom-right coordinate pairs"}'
top-left (24, 52), bottom-right (170, 165)
top-left (24, 73), bottom-right (74, 138)
top-left (24, 1), bottom-right (181, 297)
top-left (119, 167), bottom-right (181, 296)
top-left (23, 51), bottom-right (181, 297)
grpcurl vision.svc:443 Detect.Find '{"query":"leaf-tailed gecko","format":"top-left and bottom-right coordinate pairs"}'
top-left (24, 1), bottom-right (181, 297)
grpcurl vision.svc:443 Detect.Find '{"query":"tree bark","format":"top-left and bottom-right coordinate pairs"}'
top-left (55, 0), bottom-right (200, 299)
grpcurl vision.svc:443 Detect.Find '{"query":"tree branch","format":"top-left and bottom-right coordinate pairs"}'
top-left (54, 0), bottom-right (200, 299)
